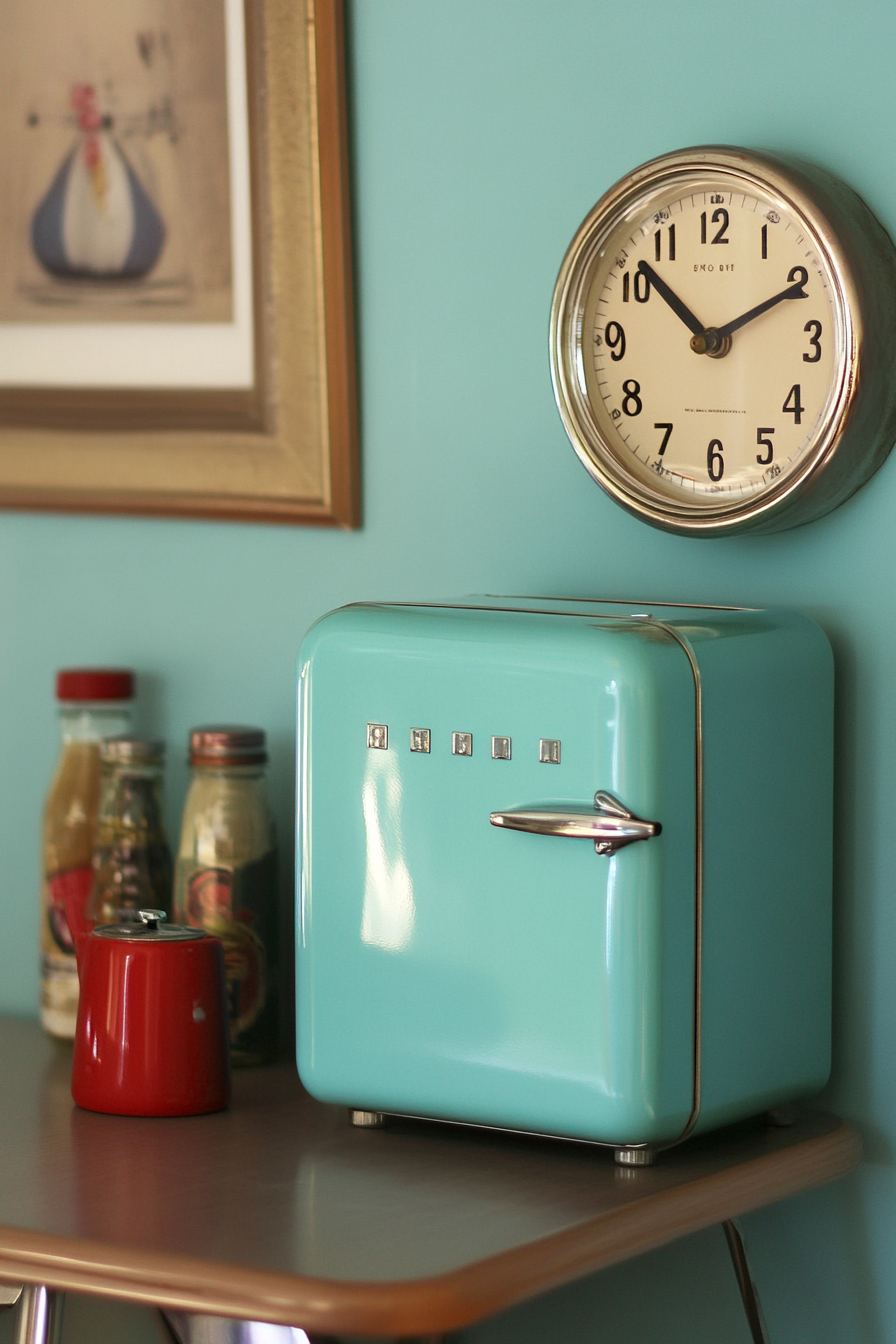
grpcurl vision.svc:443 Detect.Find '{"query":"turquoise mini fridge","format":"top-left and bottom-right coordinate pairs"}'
top-left (296, 597), bottom-right (833, 1163)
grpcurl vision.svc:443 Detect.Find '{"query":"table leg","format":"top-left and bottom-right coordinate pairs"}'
top-left (12, 1287), bottom-right (64, 1344)
top-left (160, 1311), bottom-right (441, 1344)
top-left (159, 1311), bottom-right (340, 1343)
top-left (722, 1219), bottom-right (770, 1344)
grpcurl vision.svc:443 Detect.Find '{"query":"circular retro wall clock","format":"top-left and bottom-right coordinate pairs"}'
top-left (550, 146), bottom-right (896, 535)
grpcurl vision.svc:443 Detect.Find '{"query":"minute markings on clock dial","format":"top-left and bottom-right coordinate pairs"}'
top-left (585, 190), bottom-right (835, 501)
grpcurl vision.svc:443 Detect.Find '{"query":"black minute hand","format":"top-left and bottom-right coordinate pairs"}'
top-left (636, 261), bottom-right (706, 337)
top-left (715, 276), bottom-right (808, 340)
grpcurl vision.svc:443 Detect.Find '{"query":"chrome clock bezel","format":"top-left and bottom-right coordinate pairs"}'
top-left (550, 146), bottom-right (896, 536)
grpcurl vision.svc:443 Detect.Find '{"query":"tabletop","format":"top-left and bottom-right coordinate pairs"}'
top-left (0, 1018), bottom-right (860, 1337)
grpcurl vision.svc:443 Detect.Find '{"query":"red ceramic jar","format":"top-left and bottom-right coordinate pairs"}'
top-left (71, 911), bottom-right (231, 1117)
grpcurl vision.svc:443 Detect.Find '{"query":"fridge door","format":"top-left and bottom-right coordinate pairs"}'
top-left (298, 603), bottom-right (697, 1144)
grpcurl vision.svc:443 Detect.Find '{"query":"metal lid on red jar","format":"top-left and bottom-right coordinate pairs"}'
top-left (93, 910), bottom-right (205, 942)
top-left (189, 724), bottom-right (267, 766)
top-left (56, 668), bottom-right (135, 701)
top-left (100, 736), bottom-right (165, 765)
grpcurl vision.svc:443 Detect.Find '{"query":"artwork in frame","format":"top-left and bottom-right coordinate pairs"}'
top-left (0, 0), bottom-right (358, 527)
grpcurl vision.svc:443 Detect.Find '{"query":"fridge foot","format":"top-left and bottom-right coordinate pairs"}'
top-left (350, 1109), bottom-right (386, 1128)
top-left (765, 1102), bottom-right (800, 1128)
top-left (614, 1146), bottom-right (656, 1166)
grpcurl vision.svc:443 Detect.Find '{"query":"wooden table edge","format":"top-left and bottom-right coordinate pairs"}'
top-left (0, 1119), bottom-right (861, 1337)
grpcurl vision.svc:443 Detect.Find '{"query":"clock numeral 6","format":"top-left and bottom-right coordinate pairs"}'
top-left (707, 439), bottom-right (724, 481)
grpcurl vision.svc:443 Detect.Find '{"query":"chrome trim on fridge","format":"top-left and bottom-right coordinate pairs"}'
top-left (490, 791), bottom-right (661, 856)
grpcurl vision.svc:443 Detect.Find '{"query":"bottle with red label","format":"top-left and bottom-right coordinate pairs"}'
top-left (41, 668), bottom-right (134, 1038)
top-left (173, 726), bottom-right (279, 1066)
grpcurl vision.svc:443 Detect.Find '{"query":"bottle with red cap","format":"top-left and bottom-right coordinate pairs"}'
top-left (42, 668), bottom-right (134, 1038)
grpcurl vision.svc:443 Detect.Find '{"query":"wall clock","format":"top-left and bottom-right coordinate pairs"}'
top-left (550, 146), bottom-right (896, 535)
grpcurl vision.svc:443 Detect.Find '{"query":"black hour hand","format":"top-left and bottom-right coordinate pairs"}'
top-left (636, 261), bottom-right (706, 337)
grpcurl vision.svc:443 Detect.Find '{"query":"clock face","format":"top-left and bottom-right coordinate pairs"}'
top-left (581, 183), bottom-right (841, 508)
top-left (550, 148), bottom-right (896, 535)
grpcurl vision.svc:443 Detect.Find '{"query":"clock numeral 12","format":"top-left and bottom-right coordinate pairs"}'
top-left (700, 209), bottom-right (729, 244)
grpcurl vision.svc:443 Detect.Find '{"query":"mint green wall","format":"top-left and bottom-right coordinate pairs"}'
top-left (1, 0), bottom-right (894, 1340)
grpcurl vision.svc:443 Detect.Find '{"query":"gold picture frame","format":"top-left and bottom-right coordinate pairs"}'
top-left (0, 0), bottom-right (359, 527)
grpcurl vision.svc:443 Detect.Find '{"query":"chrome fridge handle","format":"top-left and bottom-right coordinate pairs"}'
top-left (489, 790), bottom-right (661, 856)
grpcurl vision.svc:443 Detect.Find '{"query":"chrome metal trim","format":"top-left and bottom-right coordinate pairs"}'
top-left (723, 1220), bottom-right (771, 1344)
top-left (549, 146), bottom-right (896, 536)
top-left (490, 791), bottom-right (661, 856)
top-left (486, 594), bottom-right (753, 611)
top-left (538, 738), bottom-right (561, 764)
top-left (491, 736), bottom-right (512, 760)
top-left (451, 732), bottom-right (473, 756)
top-left (366, 723), bottom-right (388, 750)
top-left (649, 619), bottom-right (703, 1152)
top-left (359, 599), bottom-right (744, 623)
top-left (410, 728), bottom-right (431, 753)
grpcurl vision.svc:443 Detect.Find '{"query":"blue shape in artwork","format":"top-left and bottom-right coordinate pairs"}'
top-left (121, 158), bottom-right (165, 277)
top-left (31, 138), bottom-right (166, 281)
top-left (30, 152), bottom-right (74, 277)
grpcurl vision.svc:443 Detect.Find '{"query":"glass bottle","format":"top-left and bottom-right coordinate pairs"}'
top-left (41, 668), bottom-right (134, 1039)
top-left (174, 726), bottom-right (279, 1066)
top-left (86, 738), bottom-right (173, 926)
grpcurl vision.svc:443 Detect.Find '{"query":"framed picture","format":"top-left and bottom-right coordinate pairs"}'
top-left (0, 0), bottom-right (358, 526)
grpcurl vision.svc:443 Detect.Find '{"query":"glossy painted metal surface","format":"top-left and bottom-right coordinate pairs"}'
top-left (297, 599), bottom-right (833, 1150)
top-left (71, 919), bottom-right (230, 1117)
